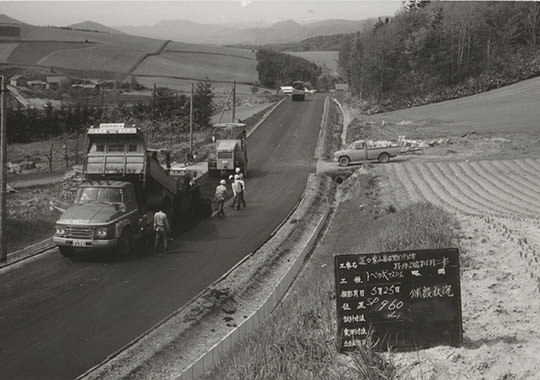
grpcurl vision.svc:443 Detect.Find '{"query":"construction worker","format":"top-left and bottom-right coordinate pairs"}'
top-left (229, 174), bottom-right (237, 208)
top-left (231, 174), bottom-right (243, 210)
top-left (237, 173), bottom-right (246, 209)
top-left (153, 206), bottom-right (171, 253)
top-left (215, 179), bottom-right (227, 217)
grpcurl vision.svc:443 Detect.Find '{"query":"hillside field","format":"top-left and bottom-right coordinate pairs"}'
top-left (0, 21), bottom-right (260, 88)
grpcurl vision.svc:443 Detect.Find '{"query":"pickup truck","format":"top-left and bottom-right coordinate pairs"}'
top-left (334, 140), bottom-right (401, 166)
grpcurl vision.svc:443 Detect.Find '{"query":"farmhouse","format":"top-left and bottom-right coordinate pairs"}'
top-left (46, 76), bottom-right (71, 90)
top-left (9, 75), bottom-right (27, 87)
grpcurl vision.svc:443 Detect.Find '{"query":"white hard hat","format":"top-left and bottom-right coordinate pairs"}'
top-left (235, 167), bottom-right (241, 173)
top-left (228, 175), bottom-right (234, 180)
top-left (234, 174), bottom-right (239, 180)
top-left (220, 179), bottom-right (226, 185)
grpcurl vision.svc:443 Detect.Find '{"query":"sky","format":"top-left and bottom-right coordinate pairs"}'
top-left (0, 1), bottom-right (403, 27)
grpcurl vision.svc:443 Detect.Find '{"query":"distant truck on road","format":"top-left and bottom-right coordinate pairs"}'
top-left (334, 139), bottom-right (402, 166)
top-left (52, 123), bottom-right (202, 257)
top-left (207, 122), bottom-right (248, 178)
top-left (291, 80), bottom-right (305, 101)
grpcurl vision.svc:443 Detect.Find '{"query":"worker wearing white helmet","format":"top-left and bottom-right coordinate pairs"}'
top-left (231, 173), bottom-right (246, 210)
top-left (237, 173), bottom-right (246, 209)
top-left (230, 174), bottom-right (242, 210)
top-left (215, 179), bottom-right (228, 217)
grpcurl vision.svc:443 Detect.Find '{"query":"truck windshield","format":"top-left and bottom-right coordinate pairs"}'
top-left (75, 187), bottom-right (123, 204)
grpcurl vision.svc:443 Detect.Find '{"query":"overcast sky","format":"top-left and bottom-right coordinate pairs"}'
top-left (0, 1), bottom-right (403, 27)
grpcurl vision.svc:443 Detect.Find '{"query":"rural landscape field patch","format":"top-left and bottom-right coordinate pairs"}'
top-left (133, 50), bottom-right (258, 84)
top-left (382, 158), bottom-right (540, 218)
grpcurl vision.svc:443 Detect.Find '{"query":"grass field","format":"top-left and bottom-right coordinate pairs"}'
top-left (0, 22), bottom-right (258, 86)
top-left (133, 50), bottom-right (258, 84)
top-left (0, 42), bottom-right (18, 61)
top-left (39, 43), bottom-right (153, 74)
top-left (166, 41), bottom-right (256, 60)
top-left (6, 41), bottom-right (94, 65)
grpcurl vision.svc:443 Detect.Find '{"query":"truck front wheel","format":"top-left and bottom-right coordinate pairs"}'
top-left (118, 228), bottom-right (133, 256)
top-left (338, 156), bottom-right (350, 167)
top-left (378, 152), bottom-right (390, 163)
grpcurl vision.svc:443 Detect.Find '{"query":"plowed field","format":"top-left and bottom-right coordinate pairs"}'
top-left (383, 159), bottom-right (540, 218)
top-left (377, 157), bottom-right (540, 379)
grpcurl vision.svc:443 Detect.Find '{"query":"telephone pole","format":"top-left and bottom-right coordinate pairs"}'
top-left (1, 75), bottom-right (7, 262)
top-left (189, 83), bottom-right (193, 158)
top-left (232, 80), bottom-right (236, 123)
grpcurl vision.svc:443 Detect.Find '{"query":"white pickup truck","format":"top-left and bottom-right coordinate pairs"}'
top-left (334, 139), bottom-right (401, 166)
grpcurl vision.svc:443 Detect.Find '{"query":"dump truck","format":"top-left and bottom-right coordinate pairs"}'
top-left (207, 122), bottom-right (248, 178)
top-left (52, 123), bottom-right (202, 257)
top-left (334, 139), bottom-right (402, 166)
top-left (291, 80), bottom-right (305, 101)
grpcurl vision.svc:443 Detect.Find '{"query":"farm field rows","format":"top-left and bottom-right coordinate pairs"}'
top-left (377, 157), bottom-right (540, 379)
top-left (382, 158), bottom-right (540, 218)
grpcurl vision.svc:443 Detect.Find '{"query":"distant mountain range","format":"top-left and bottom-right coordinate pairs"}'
top-left (115, 18), bottom-right (374, 45)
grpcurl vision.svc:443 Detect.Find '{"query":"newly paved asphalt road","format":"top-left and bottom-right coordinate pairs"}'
top-left (0, 95), bottom-right (325, 380)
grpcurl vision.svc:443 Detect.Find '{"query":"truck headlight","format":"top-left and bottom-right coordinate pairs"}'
top-left (55, 226), bottom-right (66, 236)
top-left (94, 226), bottom-right (112, 239)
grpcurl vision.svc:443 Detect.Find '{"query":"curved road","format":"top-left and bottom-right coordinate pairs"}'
top-left (0, 95), bottom-right (325, 380)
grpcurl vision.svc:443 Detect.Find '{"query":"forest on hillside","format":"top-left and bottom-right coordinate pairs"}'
top-left (339, 1), bottom-right (540, 111)
top-left (255, 49), bottom-right (321, 88)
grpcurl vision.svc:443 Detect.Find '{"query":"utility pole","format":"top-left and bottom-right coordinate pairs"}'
top-left (189, 83), bottom-right (193, 158)
top-left (232, 80), bottom-right (236, 123)
top-left (1, 76), bottom-right (7, 262)
top-left (153, 83), bottom-right (156, 113)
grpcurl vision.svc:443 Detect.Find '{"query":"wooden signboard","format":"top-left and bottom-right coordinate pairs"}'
top-left (335, 248), bottom-right (462, 351)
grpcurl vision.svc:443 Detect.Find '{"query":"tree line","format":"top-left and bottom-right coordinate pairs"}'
top-left (255, 49), bottom-right (321, 88)
top-left (7, 78), bottom-right (215, 143)
top-left (339, 1), bottom-right (540, 111)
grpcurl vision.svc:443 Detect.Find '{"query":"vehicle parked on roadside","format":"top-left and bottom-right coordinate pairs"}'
top-left (334, 139), bottom-right (402, 166)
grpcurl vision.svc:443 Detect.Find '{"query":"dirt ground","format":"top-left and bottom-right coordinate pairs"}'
top-left (332, 102), bottom-right (540, 379)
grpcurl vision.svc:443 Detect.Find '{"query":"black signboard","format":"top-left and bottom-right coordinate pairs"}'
top-left (335, 248), bottom-right (462, 351)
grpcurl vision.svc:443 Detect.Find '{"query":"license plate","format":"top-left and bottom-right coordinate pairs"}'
top-left (72, 239), bottom-right (87, 247)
